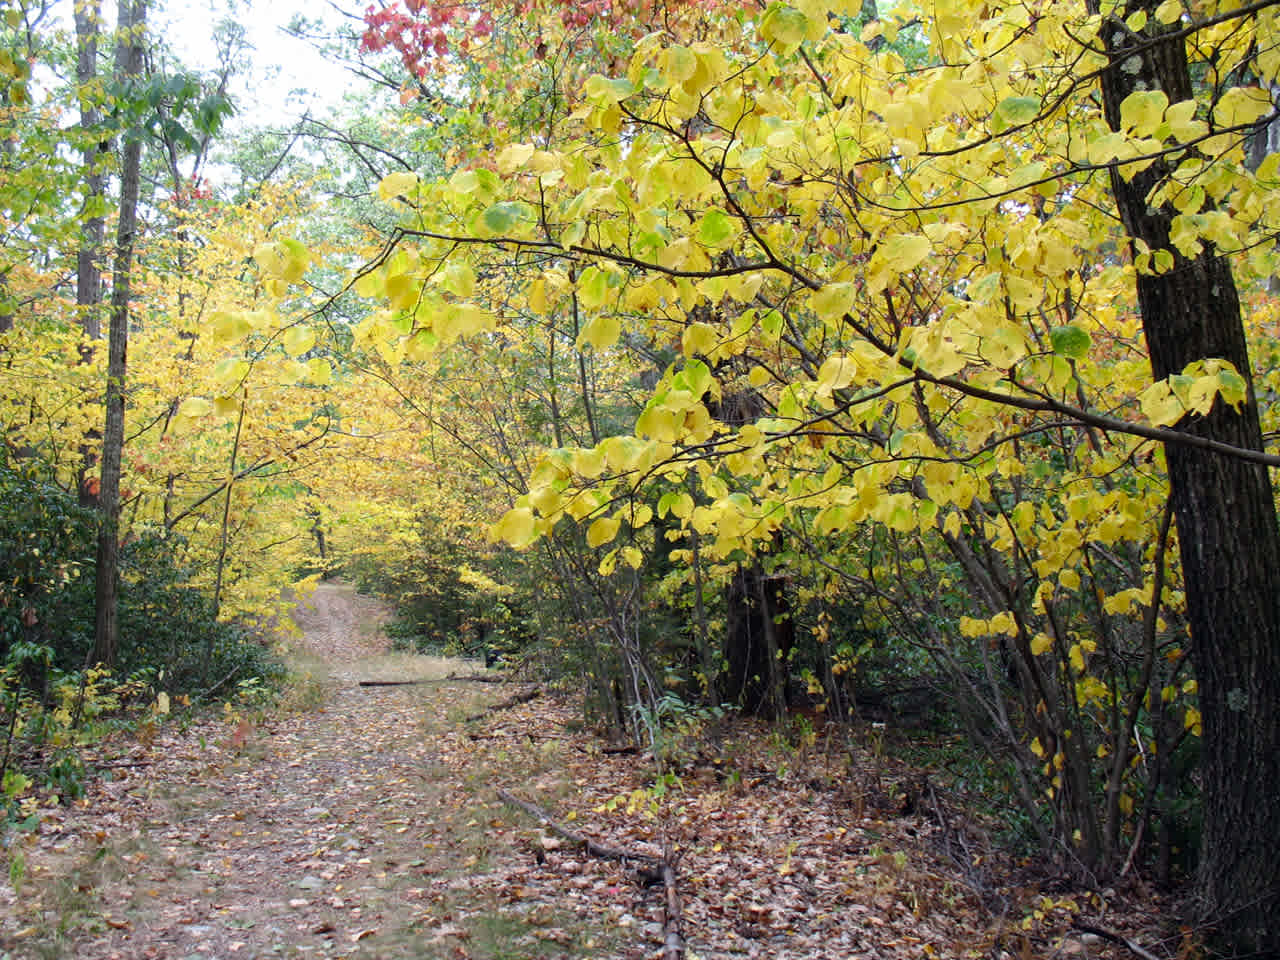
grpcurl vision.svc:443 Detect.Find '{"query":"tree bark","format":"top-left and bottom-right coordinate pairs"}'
top-left (91, 0), bottom-right (147, 669)
top-left (1096, 2), bottom-right (1280, 952)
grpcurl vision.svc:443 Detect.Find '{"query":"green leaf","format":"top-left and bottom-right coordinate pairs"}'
top-left (584, 74), bottom-right (635, 105)
top-left (993, 96), bottom-right (1041, 133)
top-left (481, 202), bottom-right (529, 234)
top-left (698, 210), bottom-right (736, 248)
top-left (1049, 325), bottom-right (1091, 360)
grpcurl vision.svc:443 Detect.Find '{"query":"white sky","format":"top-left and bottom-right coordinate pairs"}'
top-left (157, 0), bottom-right (364, 126)
top-left (50, 0), bottom-right (368, 127)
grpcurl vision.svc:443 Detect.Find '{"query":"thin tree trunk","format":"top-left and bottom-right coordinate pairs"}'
top-left (211, 392), bottom-right (247, 625)
top-left (1096, 1), bottom-right (1280, 951)
top-left (74, 0), bottom-right (105, 342)
top-left (91, 0), bottom-right (147, 669)
top-left (74, 0), bottom-right (106, 505)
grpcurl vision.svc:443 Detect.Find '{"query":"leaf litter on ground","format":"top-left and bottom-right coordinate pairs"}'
top-left (0, 583), bottom-right (1184, 959)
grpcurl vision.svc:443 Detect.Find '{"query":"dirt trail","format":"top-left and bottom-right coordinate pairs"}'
top-left (2, 583), bottom-right (611, 960)
top-left (3, 586), bottom-right (1167, 960)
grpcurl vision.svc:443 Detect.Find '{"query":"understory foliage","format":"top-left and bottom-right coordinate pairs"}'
top-left (0, 451), bottom-right (283, 822)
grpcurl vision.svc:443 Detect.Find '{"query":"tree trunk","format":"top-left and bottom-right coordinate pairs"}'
top-left (723, 563), bottom-right (789, 719)
top-left (1096, 3), bottom-right (1280, 952)
top-left (74, 0), bottom-right (105, 343)
top-left (91, 0), bottom-right (147, 669)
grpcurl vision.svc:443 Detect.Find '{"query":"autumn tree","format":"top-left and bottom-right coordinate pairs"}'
top-left (323, 0), bottom-right (1280, 950)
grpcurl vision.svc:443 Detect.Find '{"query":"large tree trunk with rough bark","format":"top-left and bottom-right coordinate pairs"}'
top-left (91, 0), bottom-right (147, 669)
top-left (1096, 2), bottom-right (1280, 952)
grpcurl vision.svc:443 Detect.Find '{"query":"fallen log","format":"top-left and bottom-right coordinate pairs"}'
top-left (663, 858), bottom-right (685, 960)
top-left (601, 744), bottom-right (640, 756)
top-left (465, 686), bottom-right (541, 721)
top-left (446, 672), bottom-right (510, 683)
top-left (495, 789), bottom-right (685, 959)
top-left (357, 679), bottom-right (432, 687)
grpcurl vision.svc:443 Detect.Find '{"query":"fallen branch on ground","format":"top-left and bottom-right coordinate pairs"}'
top-left (446, 672), bottom-right (510, 683)
top-left (496, 788), bottom-right (660, 865)
top-left (662, 853), bottom-right (685, 960)
top-left (357, 679), bottom-right (433, 687)
top-left (495, 789), bottom-right (685, 959)
top-left (465, 686), bottom-right (541, 721)
top-left (1071, 924), bottom-right (1160, 960)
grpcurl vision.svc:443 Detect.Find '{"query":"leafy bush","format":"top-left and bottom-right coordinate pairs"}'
top-left (0, 452), bottom-right (283, 823)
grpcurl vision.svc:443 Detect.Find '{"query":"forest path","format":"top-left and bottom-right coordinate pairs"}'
top-left (4, 582), bottom-right (617, 960)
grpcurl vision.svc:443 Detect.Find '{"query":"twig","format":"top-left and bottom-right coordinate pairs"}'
top-left (357, 679), bottom-right (431, 687)
top-left (1071, 923), bottom-right (1161, 960)
top-left (91, 758), bottom-right (153, 769)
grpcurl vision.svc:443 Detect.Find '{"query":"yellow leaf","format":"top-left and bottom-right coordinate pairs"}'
top-left (879, 234), bottom-right (933, 273)
top-left (1164, 100), bottom-right (1206, 143)
top-left (1184, 706), bottom-right (1201, 734)
top-left (213, 395), bottom-right (240, 417)
top-left (283, 325), bottom-right (316, 357)
top-left (1069, 644), bottom-right (1085, 672)
top-left (587, 515), bottom-right (621, 548)
top-left (760, 2), bottom-right (808, 53)
top-left (376, 170), bottom-right (419, 201)
top-left (1139, 380), bottom-right (1185, 426)
top-left (579, 314), bottom-right (621, 351)
top-left (817, 355), bottom-right (857, 392)
top-left (496, 143), bottom-right (536, 173)
top-left (682, 321), bottom-right (718, 357)
top-left (211, 311), bottom-right (251, 345)
top-left (1030, 737), bottom-right (1045, 758)
top-left (1214, 87), bottom-right (1273, 129)
top-left (176, 397), bottom-right (212, 419)
top-left (306, 357), bottom-right (333, 385)
top-left (1119, 90), bottom-right (1168, 138)
top-left (493, 508), bottom-right (537, 548)
top-left (1030, 633), bottom-right (1053, 656)
top-left (810, 283), bottom-right (857, 322)
top-left (440, 262), bottom-right (476, 298)
top-left (214, 358), bottom-right (251, 393)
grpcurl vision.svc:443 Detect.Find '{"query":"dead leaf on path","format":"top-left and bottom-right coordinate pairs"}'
top-left (350, 927), bottom-right (378, 942)
top-left (432, 924), bottom-right (469, 940)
